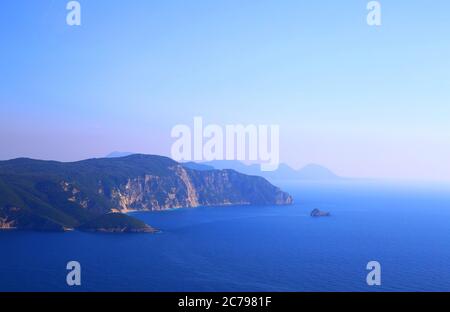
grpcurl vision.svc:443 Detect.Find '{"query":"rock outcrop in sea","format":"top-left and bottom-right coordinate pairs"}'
top-left (311, 209), bottom-right (330, 217)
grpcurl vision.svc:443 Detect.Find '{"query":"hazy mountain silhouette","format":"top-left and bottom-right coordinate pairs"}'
top-left (107, 153), bottom-right (341, 182)
top-left (185, 161), bottom-right (341, 182)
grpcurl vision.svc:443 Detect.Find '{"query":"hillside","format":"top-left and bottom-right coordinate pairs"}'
top-left (0, 155), bottom-right (292, 232)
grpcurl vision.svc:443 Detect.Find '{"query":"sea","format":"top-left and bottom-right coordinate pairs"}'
top-left (2, 180), bottom-right (450, 292)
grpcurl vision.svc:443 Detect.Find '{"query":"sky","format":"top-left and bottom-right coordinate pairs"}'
top-left (1, 0), bottom-right (450, 181)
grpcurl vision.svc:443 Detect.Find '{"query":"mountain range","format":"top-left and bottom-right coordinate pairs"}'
top-left (107, 152), bottom-right (342, 182)
top-left (183, 161), bottom-right (341, 182)
top-left (0, 155), bottom-right (292, 232)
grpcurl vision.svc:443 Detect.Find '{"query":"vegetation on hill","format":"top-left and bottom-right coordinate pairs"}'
top-left (0, 154), bottom-right (292, 232)
top-left (78, 213), bottom-right (157, 233)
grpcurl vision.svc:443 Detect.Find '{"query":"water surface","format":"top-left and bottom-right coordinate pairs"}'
top-left (1, 181), bottom-right (450, 291)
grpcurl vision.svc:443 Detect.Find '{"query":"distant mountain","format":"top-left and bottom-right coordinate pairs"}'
top-left (0, 155), bottom-right (292, 232)
top-left (294, 164), bottom-right (340, 180)
top-left (107, 153), bottom-right (341, 181)
top-left (106, 151), bottom-right (135, 158)
top-left (197, 161), bottom-right (341, 182)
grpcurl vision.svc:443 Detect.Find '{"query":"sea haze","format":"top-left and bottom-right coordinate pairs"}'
top-left (1, 181), bottom-right (450, 291)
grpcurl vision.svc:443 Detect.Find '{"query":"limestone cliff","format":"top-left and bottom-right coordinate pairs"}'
top-left (0, 154), bottom-right (293, 231)
top-left (108, 164), bottom-right (292, 212)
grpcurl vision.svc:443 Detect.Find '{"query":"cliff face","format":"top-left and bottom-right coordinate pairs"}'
top-left (109, 165), bottom-right (292, 212)
top-left (109, 166), bottom-right (201, 211)
top-left (0, 155), bottom-right (293, 231)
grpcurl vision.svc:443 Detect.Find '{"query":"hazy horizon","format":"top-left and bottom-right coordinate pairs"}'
top-left (2, 151), bottom-right (450, 184)
top-left (1, 0), bottom-right (450, 181)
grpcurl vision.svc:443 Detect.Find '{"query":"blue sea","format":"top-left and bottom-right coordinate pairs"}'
top-left (2, 180), bottom-right (450, 292)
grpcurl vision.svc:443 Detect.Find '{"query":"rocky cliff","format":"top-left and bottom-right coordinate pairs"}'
top-left (0, 154), bottom-right (293, 232)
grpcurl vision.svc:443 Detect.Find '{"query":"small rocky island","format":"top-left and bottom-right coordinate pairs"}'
top-left (311, 208), bottom-right (330, 217)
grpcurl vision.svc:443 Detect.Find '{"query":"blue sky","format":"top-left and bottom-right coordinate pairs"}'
top-left (1, 0), bottom-right (450, 180)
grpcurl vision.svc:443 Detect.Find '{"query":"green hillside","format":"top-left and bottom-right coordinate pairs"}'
top-left (0, 154), bottom-right (292, 232)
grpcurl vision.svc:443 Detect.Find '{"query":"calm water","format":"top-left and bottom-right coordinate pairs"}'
top-left (2, 181), bottom-right (450, 292)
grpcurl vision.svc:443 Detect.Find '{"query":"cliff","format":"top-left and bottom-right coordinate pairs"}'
top-left (0, 154), bottom-right (293, 232)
